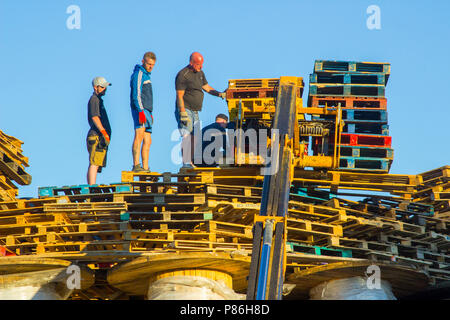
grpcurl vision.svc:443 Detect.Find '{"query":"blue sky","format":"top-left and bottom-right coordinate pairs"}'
top-left (1, 0), bottom-right (449, 198)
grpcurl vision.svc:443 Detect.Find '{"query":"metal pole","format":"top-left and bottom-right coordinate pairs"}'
top-left (255, 219), bottom-right (274, 300)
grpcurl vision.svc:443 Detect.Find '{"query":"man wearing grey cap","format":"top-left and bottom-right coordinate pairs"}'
top-left (86, 76), bottom-right (112, 185)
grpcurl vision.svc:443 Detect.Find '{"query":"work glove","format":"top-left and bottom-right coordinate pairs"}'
top-left (219, 91), bottom-right (226, 99)
top-left (99, 129), bottom-right (110, 148)
top-left (180, 111), bottom-right (190, 124)
top-left (138, 110), bottom-right (146, 125)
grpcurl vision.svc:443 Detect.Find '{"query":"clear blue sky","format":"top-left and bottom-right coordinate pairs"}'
top-left (1, 0), bottom-right (449, 198)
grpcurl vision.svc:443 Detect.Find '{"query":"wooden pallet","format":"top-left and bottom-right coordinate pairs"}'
top-left (4, 238), bottom-right (132, 255)
top-left (38, 184), bottom-right (132, 197)
top-left (310, 72), bottom-right (388, 85)
top-left (432, 191), bottom-right (450, 201)
top-left (286, 241), bottom-right (352, 258)
top-left (333, 146), bottom-right (394, 160)
top-left (0, 131), bottom-right (29, 166)
top-left (287, 218), bottom-right (343, 244)
top-left (376, 234), bottom-right (438, 252)
top-left (309, 83), bottom-right (385, 98)
top-left (228, 77), bottom-right (304, 92)
top-left (313, 109), bottom-right (388, 122)
top-left (413, 232), bottom-right (450, 251)
top-left (0, 149), bottom-right (31, 185)
top-left (308, 95), bottom-right (387, 109)
top-left (314, 60), bottom-right (391, 74)
top-left (226, 87), bottom-right (277, 99)
top-left (195, 220), bottom-right (253, 241)
top-left (121, 211), bottom-right (213, 222)
top-left (418, 166), bottom-right (450, 186)
top-left (377, 218), bottom-right (426, 237)
top-left (342, 122), bottom-right (389, 135)
top-left (121, 171), bottom-right (198, 184)
top-left (338, 156), bottom-right (391, 173)
top-left (318, 236), bottom-right (398, 255)
top-left (435, 201), bottom-right (450, 217)
top-left (341, 217), bottom-right (393, 238)
top-left (339, 133), bottom-right (392, 147)
top-left (293, 169), bottom-right (419, 194)
top-left (43, 202), bottom-right (128, 213)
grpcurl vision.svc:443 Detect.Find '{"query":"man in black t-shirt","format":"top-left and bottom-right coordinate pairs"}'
top-left (86, 76), bottom-right (112, 185)
top-left (175, 52), bottom-right (226, 168)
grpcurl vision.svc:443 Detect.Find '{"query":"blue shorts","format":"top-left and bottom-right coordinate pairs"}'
top-left (132, 108), bottom-right (153, 133)
top-left (174, 108), bottom-right (200, 136)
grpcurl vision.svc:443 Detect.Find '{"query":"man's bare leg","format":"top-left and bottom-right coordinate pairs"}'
top-left (132, 127), bottom-right (145, 167)
top-left (87, 164), bottom-right (99, 185)
top-left (142, 131), bottom-right (152, 170)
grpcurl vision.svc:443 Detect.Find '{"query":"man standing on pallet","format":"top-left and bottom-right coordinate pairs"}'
top-left (87, 76), bottom-right (112, 185)
top-left (130, 52), bottom-right (156, 172)
top-left (175, 52), bottom-right (226, 168)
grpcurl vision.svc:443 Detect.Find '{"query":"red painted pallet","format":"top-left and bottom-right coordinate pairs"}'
top-left (308, 95), bottom-right (387, 109)
top-left (339, 133), bottom-right (392, 147)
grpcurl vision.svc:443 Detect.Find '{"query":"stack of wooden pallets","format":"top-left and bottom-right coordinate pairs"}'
top-left (226, 78), bottom-right (304, 122)
top-left (1, 167), bottom-right (449, 298)
top-left (308, 60), bottom-right (393, 173)
top-left (398, 166), bottom-right (450, 219)
top-left (0, 131), bottom-right (31, 202)
top-left (225, 77), bottom-right (305, 165)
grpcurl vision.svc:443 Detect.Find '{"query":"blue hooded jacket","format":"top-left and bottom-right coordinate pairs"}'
top-left (130, 64), bottom-right (153, 112)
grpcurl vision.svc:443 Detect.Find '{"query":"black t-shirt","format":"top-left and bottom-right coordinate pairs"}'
top-left (87, 93), bottom-right (111, 137)
top-left (175, 66), bottom-right (208, 111)
top-left (197, 122), bottom-right (229, 166)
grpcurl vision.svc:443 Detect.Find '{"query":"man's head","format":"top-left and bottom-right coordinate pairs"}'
top-left (92, 76), bottom-right (111, 96)
top-left (215, 113), bottom-right (228, 128)
top-left (142, 51), bottom-right (156, 73)
top-left (189, 52), bottom-right (204, 72)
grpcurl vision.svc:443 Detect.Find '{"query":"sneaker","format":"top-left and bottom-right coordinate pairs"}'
top-left (132, 164), bottom-right (146, 172)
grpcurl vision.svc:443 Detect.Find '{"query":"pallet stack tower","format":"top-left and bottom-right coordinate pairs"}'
top-left (0, 131), bottom-right (31, 202)
top-left (308, 60), bottom-right (393, 173)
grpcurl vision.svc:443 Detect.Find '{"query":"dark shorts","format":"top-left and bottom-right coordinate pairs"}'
top-left (174, 108), bottom-right (200, 136)
top-left (132, 108), bottom-right (153, 133)
top-left (87, 135), bottom-right (108, 167)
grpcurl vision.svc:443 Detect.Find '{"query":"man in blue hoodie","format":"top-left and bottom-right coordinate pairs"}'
top-left (130, 52), bottom-right (156, 172)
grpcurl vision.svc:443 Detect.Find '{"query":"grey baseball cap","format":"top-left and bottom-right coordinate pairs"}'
top-left (92, 76), bottom-right (112, 88)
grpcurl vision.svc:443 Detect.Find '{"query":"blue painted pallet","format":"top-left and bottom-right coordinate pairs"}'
top-left (38, 183), bottom-right (132, 197)
top-left (292, 187), bottom-right (337, 201)
top-left (343, 123), bottom-right (389, 135)
top-left (310, 72), bottom-right (389, 86)
top-left (286, 242), bottom-right (352, 258)
top-left (330, 146), bottom-right (394, 160)
top-left (312, 109), bottom-right (388, 122)
top-left (398, 202), bottom-right (435, 216)
top-left (314, 60), bottom-right (391, 74)
top-left (324, 123), bottom-right (389, 135)
top-left (309, 83), bottom-right (385, 97)
top-left (339, 156), bottom-right (392, 172)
